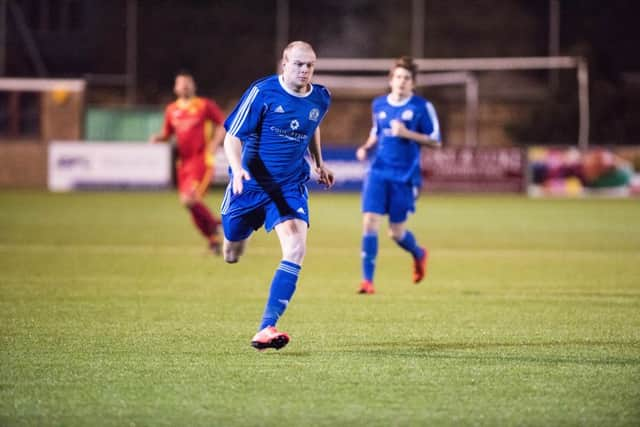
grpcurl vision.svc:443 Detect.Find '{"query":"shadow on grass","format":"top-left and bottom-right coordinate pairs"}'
top-left (260, 350), bottom-right (313, 357)
top-left (340, 339), bottom-right (640, 366)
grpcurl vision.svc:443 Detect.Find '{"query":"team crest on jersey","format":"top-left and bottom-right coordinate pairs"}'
top-left (378, 111), bottom-right (387, 119)
top-left (290, 119), bottom-right (300, 130)
top-left (309, 108), bottom-right (320, 121)
top-left (401, 109), bottom-right (414, 120)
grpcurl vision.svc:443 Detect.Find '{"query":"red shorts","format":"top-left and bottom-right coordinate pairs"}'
top-left (177, 157), bottom-right (214, 198)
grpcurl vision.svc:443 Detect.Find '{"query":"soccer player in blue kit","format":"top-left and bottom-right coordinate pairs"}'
top-left (355, 56), bottom-right (441, 295)
top-left (221, 41), bottom-right (334, 350)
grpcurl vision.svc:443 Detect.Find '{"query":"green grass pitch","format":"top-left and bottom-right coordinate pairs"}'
top-left (1, 190), bottom-right (639, 426)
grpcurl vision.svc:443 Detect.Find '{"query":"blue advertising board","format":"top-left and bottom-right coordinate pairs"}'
top-left (306, 146), bottom-right (366, 191)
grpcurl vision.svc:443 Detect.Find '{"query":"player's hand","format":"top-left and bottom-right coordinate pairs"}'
top-left (149, 134), bottom-right (165, 144)
top-left (232, 168), bottom-right (251, 194)
top-left (390, 119), bottom-right (407, 137)
top-left (356, 146), bottom-right (368, 161)
top-left (205, 152), bottom-right (215, 167)
top-left (315, 165), bottom-right (335, 189)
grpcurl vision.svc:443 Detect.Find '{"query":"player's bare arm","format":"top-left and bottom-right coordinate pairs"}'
top-left (223, 133), bottom-right (251, 194)
top-left (356, 134), bottom-right (378, 161)
top-left (211, 125), bottom-right (225, 153)
top-left (205, 124), bottom-right (226, 167)
top-left (149, 132), bottom-right (168, 143)
top-left (308, 127), bottom-right (335, 188)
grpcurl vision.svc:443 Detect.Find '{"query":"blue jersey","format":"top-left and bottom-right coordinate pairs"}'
top-left (224, 75), bottom-right (331, 192)
top-left (368, 94), bottom-right (440, 185)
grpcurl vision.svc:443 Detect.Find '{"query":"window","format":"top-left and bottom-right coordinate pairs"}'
top-left (0, 91), bottom-right (41, 139)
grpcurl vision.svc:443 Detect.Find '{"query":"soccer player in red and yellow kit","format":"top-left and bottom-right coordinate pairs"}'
top-left (150, 71), bottom-right (225, 254)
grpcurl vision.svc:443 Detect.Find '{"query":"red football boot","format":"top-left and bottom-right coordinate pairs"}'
top-left (251, 326), bottom-right (290, 351)
top-left (358, 280), bottom-right (375, 294)
top-left (413, 248), bottom-right (428, 284)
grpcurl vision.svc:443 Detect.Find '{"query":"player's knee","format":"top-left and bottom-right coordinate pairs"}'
top-left (283, 240), bottom-right (306, 264)
top-left (223, 240), bottom-right (244, 263)
top-left (388, 224), bottom-right (405, 240)
top-left (362, 213), bottom-right (381, 233)
top-left (180, 192), bottom-right (199, 207)
top-left (223, 247), bottom-right (240, 263)
top-left (224, 253), bottom-right (239, 263)
top-left (390, 233), bottom-right (403, 242)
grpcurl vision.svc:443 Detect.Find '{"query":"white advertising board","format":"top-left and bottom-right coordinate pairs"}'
top-left (48, 142), bottom-right (172, 191)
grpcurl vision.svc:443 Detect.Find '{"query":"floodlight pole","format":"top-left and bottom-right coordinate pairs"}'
top-left (7, 0), bottom-right (48, 76)
top-left (0, 0), bottom-right (6, 75)
top-left (465, 75), bottom-right (479, 147)
top-left (577, 58), bottom-right (589, 150)
top-left (549, 0), bottom-right (560, 92)
top-left (125, 0), bottom-right (137, 105)
top-left (411, 0), bottom-right (425, 58)
top-left (275, 0), bottom-right (289, 71)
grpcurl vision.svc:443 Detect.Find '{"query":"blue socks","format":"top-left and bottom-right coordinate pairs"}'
top-left (258, 260), bottom-right (301, 331)
top-left (361, 233), bottom-right (378, 282)
top-left (394, 230), bottom-right (424, 260)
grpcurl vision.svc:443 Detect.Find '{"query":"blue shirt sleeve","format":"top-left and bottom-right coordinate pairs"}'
top-left (224, 84), bottom-right (265, 139)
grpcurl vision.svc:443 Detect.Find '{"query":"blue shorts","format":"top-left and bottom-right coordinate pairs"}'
top-left (361, 172), bottom-right (418, 223)
top-left (220, 182), bottom-right (309, 241)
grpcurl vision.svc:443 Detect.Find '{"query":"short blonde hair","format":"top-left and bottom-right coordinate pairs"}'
top-left (282, 41), bottom-right (315, 61)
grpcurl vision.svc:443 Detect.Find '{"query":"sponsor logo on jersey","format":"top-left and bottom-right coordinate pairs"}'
top-left (378, 111), bottom-right (387, 119)
top-left (275, 105), bottom-right (285, 113)
top-left (290, 119), bottom-right (300, 130)
top-left (269, 126), bottom-right (307, 142)
top-left (309, 108), bottom-right (320, 121)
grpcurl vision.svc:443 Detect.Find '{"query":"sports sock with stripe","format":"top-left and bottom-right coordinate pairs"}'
top-left (393, 230), bottom-right (424, 260)
top-left (258, 260), bottom-right (301, 331)
top-left (361, 232), bottom-right (378, 282)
